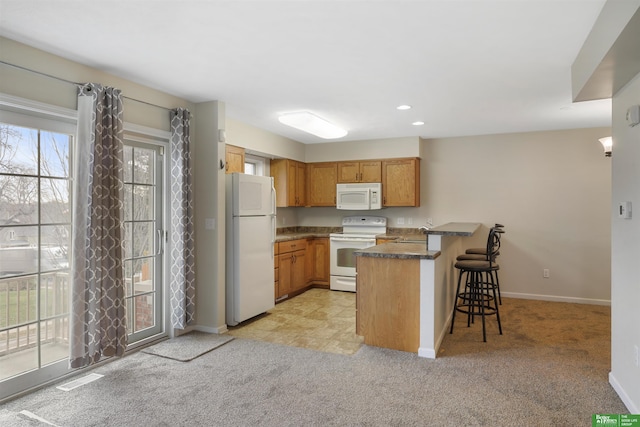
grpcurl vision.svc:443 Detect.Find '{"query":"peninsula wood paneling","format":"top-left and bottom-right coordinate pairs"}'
top-left (356, 257), bottom-right (420, 352)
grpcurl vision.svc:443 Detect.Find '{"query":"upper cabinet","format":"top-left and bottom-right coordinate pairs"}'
top-left (225, 144), bottom-right (245, 174)
top-left (271, 156), bottom-right (419, 208)
top-left (337, 161), bottom-right (382, 183)
top-left (271, 159), bottom-right (306, 207)
top-left (307, 162), bottom-right (337, 207)
top-left (382, 158), bottom-right (420, 207)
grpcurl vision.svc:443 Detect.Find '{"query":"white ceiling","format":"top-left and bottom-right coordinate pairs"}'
top-left (0, 0), bottom-right (611, 144)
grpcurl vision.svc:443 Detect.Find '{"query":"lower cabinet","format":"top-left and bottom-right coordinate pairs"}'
top-left (275, 237), bottom-right (330, 301)
top-left (309, 238), bottom-right (330, 285)
top-left (276, 239), bottom-right (307, 299)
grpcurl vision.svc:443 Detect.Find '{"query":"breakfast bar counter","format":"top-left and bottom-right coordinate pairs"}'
top-left (354, 222), bottom-right (481, 358)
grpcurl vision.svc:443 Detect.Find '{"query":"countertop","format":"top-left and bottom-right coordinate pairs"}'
top-left (354, 242), bottom-right (440, 260)
top-left (424, 222), bottom-right (481, 236)
top-left (275, 226), bottom-right (336, 243)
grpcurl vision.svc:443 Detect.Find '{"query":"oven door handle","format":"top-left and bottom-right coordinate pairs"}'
top-left (330, 237), bottom-right (376, 243)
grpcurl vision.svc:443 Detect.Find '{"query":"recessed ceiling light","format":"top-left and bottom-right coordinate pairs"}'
top-left (278, 112), bottom-right (348, 139)
top-left (412, 121), bottom-right (425, 126)
top-left (397, 105), bottom-right (412, 110)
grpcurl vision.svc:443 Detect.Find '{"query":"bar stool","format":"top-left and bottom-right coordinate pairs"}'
top-left (458, 224), bottom-right (505, 304)
top-left (450, 227), bottom-right (503, 342)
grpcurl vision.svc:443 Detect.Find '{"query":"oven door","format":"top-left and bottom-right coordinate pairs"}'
top-left (330, 236), bottom-right (376, 277)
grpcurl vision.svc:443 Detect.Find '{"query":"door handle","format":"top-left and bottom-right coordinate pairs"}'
top-left (156, 229), bottom-right (163, 255)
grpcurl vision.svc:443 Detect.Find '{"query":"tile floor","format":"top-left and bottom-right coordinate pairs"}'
top-left (227, 288), bottom-right (363, 355)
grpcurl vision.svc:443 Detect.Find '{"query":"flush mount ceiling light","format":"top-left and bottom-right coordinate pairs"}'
top-left (599, 136), bottom-right (613, 157)
top-left (412, 121), bottom-right (425, 126)
top-left (397, 105), bottom-right (412, 110)
top-left (278, 112), bottom-right (347, 139)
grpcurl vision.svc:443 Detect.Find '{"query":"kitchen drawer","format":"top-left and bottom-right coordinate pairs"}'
top-left (279, 239), bottom-right (307, 253)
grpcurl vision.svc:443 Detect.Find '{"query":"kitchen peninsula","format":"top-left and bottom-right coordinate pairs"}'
top-left (355, 222), bottom-right (481, 358)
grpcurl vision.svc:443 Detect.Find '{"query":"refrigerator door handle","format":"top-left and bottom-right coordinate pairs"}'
top-left (271, 215), bottom-right (276, 258)
top-left (270, 185), bottom-right (276, 215)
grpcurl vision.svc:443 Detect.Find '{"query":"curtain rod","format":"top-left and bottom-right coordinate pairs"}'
top-left (1, 60), bottom-right (175, 112)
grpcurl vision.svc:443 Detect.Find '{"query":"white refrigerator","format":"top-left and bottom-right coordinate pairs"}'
top-left (226, 173), bottom-right (276, 326)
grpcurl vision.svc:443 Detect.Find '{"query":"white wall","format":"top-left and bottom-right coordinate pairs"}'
top-left (192, 101), bottom-right (227, 333)
top-left (423, 128), bottom-right (612, 304)
top-left (610, 72), bottom-right (640, 412)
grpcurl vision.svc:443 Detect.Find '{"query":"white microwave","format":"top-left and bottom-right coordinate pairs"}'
top-left (336, 183), bottom-right (383, 210)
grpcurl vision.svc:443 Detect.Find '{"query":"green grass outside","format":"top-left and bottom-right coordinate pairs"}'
top-left (0, 288), bottom-right (67, 329)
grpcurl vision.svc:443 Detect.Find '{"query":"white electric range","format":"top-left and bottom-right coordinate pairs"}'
top-left (329, 216), bottom-right (387, 292)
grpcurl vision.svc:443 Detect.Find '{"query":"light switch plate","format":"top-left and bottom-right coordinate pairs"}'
top-left (619, 201), bottom-right (632, 219)
top-left (627, 105), bottom-right (640, 127)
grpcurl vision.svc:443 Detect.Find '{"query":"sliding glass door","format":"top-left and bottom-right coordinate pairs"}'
top-left (0, 118), bottom-right (75, 399)
top-left (0, 117), bottom-right (167, 400)
top-left (122, 141), bottom-right (164, 344)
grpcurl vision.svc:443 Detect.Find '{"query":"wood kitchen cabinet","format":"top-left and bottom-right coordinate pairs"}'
top-left (382, 158), bottom-right (420, 207)
top-left (309, 237), bottom-right (330, 285)
top-left (277, 239), bottom-right (307, 298)
top-left (356, 256), bottom-right (420, 351)
top-left (225, 144), bottom-right (245, 174)
top-left (337, 161), bottom-right (382, 183)
top-left (271, 159), bottom-right (306, 207)
top-left (307, 162), bottom-right (337, 206)
top-left (376, 238), bottom-right (397, 245)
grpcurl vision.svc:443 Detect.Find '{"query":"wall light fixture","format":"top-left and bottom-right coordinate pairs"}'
top-left (598, 136), bottom-right (613, 157)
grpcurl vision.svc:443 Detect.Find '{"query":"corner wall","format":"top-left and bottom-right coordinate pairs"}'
top-left (422, 128), bottom-right (612, 304)
top-left (610, 72), bottom-right (640, 413)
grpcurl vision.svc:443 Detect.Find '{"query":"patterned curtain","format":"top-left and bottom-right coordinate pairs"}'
top-left (169, 108), bottom-right (196, 329)
top-left (70, 83), bottom-right (127, 368)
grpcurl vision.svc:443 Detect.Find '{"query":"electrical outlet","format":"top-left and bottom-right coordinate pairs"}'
top-left (543, 269), bottom-right (550, 278)
top-left (282, 217), bottom-right (286, 225)
top-left (407, 217), bottom-right (413, 225)
top-left (426, 218), bottom-right (433, 227)
top-left (634, 345), bottom-right (639, 367)
top-left (397, 217), bottom-right (405, 225)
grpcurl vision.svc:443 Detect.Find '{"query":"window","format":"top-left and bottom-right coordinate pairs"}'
top-left (244, 154), bottom-right (268, 176)
top-left (244, 161), bottom-right (256, 175)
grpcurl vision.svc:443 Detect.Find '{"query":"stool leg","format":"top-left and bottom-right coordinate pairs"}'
top-left (479, 271), bottom-right (487, 342)
top-left (490, 271), bottom-right (503, 335)
top-left (467, 271), bottom-right (476, 327)
top-left (450, 268), bottom-right (465, 334)
top-left (492, 270), bottom-right (502, 305)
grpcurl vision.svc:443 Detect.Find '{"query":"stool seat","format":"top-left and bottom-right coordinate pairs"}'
top-left (456, 253), bottom-right (487, 261)
top-left (465, 248), bottom-right (500, 256)
top-left (454, 260), bottom-right (500, 272)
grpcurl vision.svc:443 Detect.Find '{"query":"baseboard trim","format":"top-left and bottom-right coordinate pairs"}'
top-left (501, 292), bottom-right (610, 306)
top-left (609, 371), bottom-right (639, 413)
top-left (418, 347), bottom-right (436, 359)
